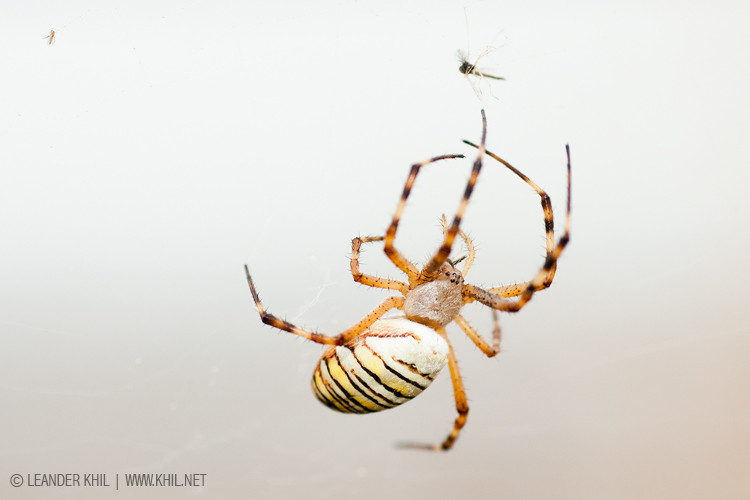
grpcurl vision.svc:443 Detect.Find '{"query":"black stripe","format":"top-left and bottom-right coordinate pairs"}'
top-left (542, 255), bottom-right (556, 272)
top-left (324, 356), bottom-right (371, 413)
top-left (383, 359), bottom-right (427, 390)
top-left (312, 368), bottom-right (340, 410)
top-left (362, 341), bottom-right (427, 391)
top-left (312, 372), bottom-right (341, 411)
top-left (353, 348), bottom-right (414, 401)
top-left (391, 357), bottom-right (435, 381)
top-left (333, 351), bottom-right (385, 409)
top-left (544, 215), bottom-right (554, 233)
top-left (318, 360), bottom-right (360, 413)
top-left (350, 371), bottom-right (398, 408)
top-left (345, 347), bottom-right (401, 408)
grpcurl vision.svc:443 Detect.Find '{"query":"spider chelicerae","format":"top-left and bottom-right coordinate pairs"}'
top-left (244, 109), bottom-right (571, 450)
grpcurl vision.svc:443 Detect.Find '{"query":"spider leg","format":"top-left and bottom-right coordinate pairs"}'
top-left (463, 140), bottom-right (557, 296)
top-left (454, 313), bottom-right (500, 357)
top-left (462, 145), bottom-right (571, 313)
top-left (350, 236), bottom-right (409, 295)
top-left (244, 265), bottom-right (405, 345)
top-left (384, 153), bottom-right (465, 283)
top-left (397, 328), bottom-right (468, 451)
top-left (491, 309), bottom-right (501, 349)
top-left (420, 109), bottom-right (487, 282)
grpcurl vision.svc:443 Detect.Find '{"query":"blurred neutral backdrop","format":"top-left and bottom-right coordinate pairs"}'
top-left (2, 1), bottom-right (749, 499)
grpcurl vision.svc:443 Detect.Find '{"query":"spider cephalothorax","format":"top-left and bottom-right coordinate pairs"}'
top-left (244, 109), bottom-right (571, 450)
top-left (403, 262), bottom-right (464, 329)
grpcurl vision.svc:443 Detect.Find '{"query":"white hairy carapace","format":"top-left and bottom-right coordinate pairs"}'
top-left (403, 262), bottom-right (464, 329)
top-left (312, 262), bottom-right (463, 413)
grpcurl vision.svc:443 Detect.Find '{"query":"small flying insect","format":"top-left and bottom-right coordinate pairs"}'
top-left (458, 49), bottom-right (504, 81)
top-left (43, 29), bottom-right (55, 45)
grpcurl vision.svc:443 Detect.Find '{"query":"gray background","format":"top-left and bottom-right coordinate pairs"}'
top-left (2, 1), bottom-right (749, 498)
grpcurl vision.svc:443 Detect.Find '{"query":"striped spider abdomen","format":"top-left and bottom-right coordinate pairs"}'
top-left (312, 318), bottom-right (449, 414)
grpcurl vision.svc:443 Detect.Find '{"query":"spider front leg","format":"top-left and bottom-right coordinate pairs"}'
top-left (463, 140), bottom-right (562, 297)
top-left (463, 145), bottom-right (572, 314)
top-left (398, 328), bottom-right (468, 451)
top-left (350, 236), bottom-right (409, 295)
top-left (244, 265), bottom-right (404, 345)
top-left (356, 214), bottom-right (477, 295)
top-left (420, 110), bottom-right (488, 282)
top-left (383, 153), bottom-right (465, 285)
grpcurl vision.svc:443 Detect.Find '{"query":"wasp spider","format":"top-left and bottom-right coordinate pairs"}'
top-left (244, 110), bottom-right (571, 450)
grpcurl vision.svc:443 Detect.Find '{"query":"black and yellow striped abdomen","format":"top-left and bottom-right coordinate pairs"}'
top-left (311, 318), bottom-right (449, 413)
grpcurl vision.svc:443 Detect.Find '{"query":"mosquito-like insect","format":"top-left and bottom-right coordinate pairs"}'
top-left (43, 30), bottom-right (55, 45)
top-left (458, 49), bottom-right (504, 81)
